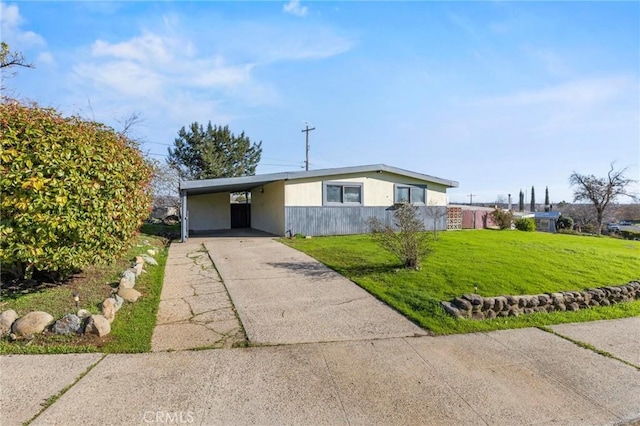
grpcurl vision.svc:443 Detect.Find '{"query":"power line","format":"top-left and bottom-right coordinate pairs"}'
top-left (301, 122), bottom-right (316, 171)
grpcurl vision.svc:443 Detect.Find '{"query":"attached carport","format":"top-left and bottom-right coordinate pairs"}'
top-left (180, 173), bottom-right (290, 241)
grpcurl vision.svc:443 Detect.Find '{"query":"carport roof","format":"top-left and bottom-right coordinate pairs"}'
top-left (180, 164), bottom-right (459, 195)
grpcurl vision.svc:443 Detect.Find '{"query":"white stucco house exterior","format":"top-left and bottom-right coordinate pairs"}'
top-left (179, 164), bottom-right (458, 240)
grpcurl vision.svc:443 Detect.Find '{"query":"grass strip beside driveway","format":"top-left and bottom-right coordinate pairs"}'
top-left (282, 230), bottom-right (640, 335)
top-left (0, 233), bottom-right (168, 354)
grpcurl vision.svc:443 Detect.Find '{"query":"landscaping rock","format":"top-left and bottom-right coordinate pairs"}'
top-left (84, 315), bottom-right (111, 337)
top-left (77, 309), bottom-right (91, 320)
top-left (482, 297), bottom-right (495, 311)
top-left (133, 256), bottom-right (144, 276)
top-left (0, 309), bottom-right (18, 336)
top-left (147, 249), bottom-right (157, 256)
top-left (452, 297), bottom-right (472, 311)
top-left (113, 294), bottom-right (124, 312)
top-left (140, 254), bottom-right (158, 266)
top-left (101, 298), bottom-right (117, 323)
top-left (120, 269), bottom-right (136, 289)
top-left (11, 311), bottom-right (54, 337)
top-left (52, 314), bottom-right (82, 335)
top-left (462, 294), bottom-right (483, 306)
top-left (440, 301), bottom-right (462, 318)
top-left (118, 287), bottom-right (142, 303)
top-left (493, 296), bottom-right (507, 312)
top-left (471, 311), bottom-right (485, 320)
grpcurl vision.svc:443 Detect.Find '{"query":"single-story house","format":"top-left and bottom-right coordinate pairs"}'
top-left (179, 164), bottom-right (458, 240)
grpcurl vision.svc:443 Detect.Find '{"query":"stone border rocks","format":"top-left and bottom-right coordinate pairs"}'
top-left (441, 281), bottom-right (640, 320)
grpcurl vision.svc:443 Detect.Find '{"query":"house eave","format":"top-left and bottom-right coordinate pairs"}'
top-left (180, 164), bottom-right (459, 195)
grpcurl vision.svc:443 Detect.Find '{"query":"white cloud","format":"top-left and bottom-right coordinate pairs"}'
top-left (36, 51), bottom-right (54, 65)
top-left (283, 0), bottom-right (308, 17)
top-left (471, 76), bottom-right (635, 109)
top-left (190, 60), bottom-right (253, 88)
top-left (0, 2), bottom-right (45, 47)
top-left (92, 33), bottom-right (172, 64)
top-left (73, 60), bottom-right (165, 98)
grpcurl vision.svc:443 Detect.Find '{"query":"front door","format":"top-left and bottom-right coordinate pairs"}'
top-left (231, 203), bottom-right (251, 228)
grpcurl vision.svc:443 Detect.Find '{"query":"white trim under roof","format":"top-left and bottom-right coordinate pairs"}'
top-left (180, 164), bottom-right (459, 195)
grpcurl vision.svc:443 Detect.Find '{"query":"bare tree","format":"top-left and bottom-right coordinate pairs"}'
top-left (149, 160), bottom-right (181, 215)
top-left (425, 199), bottom-right (448, 240)
top-left (1, 42), bottom-right (34, 93)
top-left (569, 164), bottom-right (637, 235)
top-left (560, 204), bottom-right (598, 232)
top-left (0, 42), bottom-right (33, 70)
top-left (368, 203), bottom-right (430, 270)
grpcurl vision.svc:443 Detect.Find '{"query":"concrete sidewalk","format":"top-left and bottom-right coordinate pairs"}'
top-left (203, 236), bottom-right (427, 345)
top-left (3, 326), bottom-right (639, 425)
top-left (551, 316), bottom-right (640, 367)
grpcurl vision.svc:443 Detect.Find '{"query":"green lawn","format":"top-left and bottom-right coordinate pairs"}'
top-left (282, 230), bottom-right (640, 334)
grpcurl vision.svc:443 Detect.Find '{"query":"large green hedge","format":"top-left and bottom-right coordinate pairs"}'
top-left (1, 101), bottom-right (153, 280)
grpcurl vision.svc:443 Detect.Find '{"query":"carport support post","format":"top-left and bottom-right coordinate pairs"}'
top-left (180, 189), bottom-right (188, 242)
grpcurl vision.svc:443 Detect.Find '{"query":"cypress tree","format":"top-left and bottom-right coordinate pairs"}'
top-left (530, 186), bottom-right (536, 212)
top-left (519, 190), bottom-right (524, 212)
top-left (545, 186), bottom-right (550, 205)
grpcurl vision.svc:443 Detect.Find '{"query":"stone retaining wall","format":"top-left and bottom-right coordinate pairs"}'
top-left (441, 281), bottom-right (640, 320)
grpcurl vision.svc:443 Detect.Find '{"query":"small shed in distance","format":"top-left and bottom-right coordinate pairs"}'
top-left (533, 211), bottom-right (561, 233)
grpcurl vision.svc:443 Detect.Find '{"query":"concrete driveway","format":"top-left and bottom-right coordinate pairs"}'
top-left (203, 235), bottom-right (427, 345)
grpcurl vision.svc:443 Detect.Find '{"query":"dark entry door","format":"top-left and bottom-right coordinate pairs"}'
top-left (231, 204), bottom-right (251, 228)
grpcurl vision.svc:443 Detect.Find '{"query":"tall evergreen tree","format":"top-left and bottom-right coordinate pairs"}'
top-left (518, 190), bottom-right (524, 212)
top-left (168, 122), bottom-right (262, 180)
top-left (544, 186), bottom-right (550, 211)
top-left (545, 186), bottom-right (550, 206)
top-left (530, 186), bottom-right (536, 212)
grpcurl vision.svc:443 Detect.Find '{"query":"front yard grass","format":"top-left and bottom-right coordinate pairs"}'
top-left (0, 233), bottom-right (168, 354)
top-left (282, 230), bottom-right (640, 335)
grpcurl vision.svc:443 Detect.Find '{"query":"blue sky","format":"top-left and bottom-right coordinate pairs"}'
top-left (2, 1), bottom-right (639, 203)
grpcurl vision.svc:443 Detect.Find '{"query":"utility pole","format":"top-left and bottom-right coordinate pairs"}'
top-left (468, 193), bottom-right (476, 205)
top-left (301, 122), bottom-right (315, 171)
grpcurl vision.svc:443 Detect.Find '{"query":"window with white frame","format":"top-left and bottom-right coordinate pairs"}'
top-left (323, 182), bottom-right (363, 205)
top-left (394, 184), bottom-right (426, 204)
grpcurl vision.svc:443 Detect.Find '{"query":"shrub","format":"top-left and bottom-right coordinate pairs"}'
top-left (514, 217), bottom-right (536, 231)
top-left (620, 230), bottom-right (640, 240)
top-left (368, 203), bottom-right (430, 269)
top-left (1, 101), bottom-right (153, 280)
top-left (490, 209), bottom-right (513, 230)
top-left (556, 216), bottom-right (574, 231)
